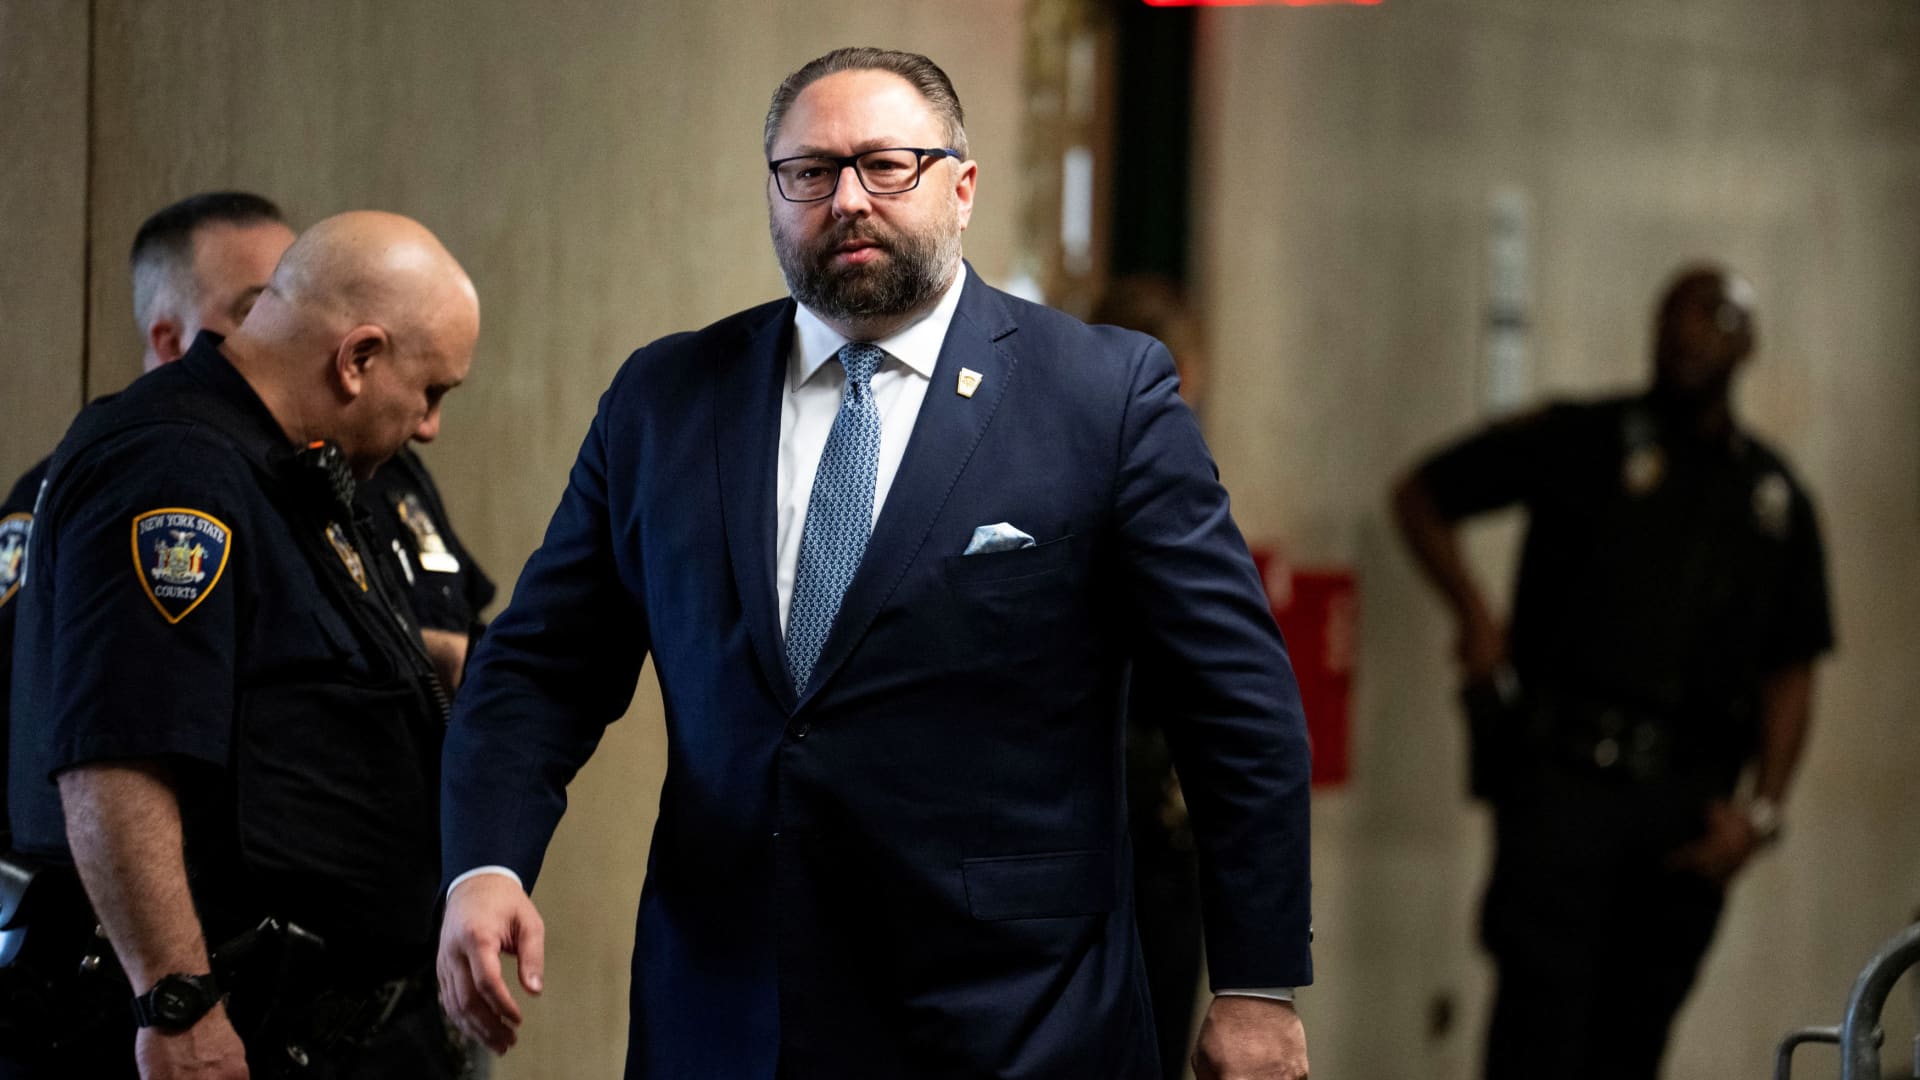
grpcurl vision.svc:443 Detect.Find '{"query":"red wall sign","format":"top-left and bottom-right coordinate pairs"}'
top-left (1143, 0), bottom-right (1381, 7)
top-left (1252, 548), bottom-right (1356, 788)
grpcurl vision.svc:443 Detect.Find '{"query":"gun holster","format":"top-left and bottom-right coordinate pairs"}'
top-left (0, 853), bottom-right (90, 970)
top-left (1461, 667), bottom-right (1526, 802)
top-left (0, 853), bottom-right (41, 968)
top-left (0, 855), bottom-right (126, 1058)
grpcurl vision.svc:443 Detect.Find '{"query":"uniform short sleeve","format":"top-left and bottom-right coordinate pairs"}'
top-left (40, 427), bottom-right (251, 776)
top-left (1418, 405), bottom-right (1572, 520)
top-left (1761, 487), bottom-right (1835, 670)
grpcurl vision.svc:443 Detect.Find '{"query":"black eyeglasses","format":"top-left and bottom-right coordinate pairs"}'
top-left (768, 147), bottom-right (962, 203)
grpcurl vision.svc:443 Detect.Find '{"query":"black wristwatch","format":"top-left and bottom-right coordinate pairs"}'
top-left (130, 973), bottom-right (223, 1030)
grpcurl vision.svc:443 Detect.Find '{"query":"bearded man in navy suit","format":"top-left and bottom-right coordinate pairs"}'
top-left (436, 46), bottom-right (1314, 1080)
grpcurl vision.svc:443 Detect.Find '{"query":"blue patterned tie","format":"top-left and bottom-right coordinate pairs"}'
top-left (786, 342), bottom-right (885, 690)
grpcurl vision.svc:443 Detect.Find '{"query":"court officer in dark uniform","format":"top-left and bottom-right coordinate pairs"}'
top-left (1393, 264), bottom-right (1833, 1080)
top-left (5, 211), bottom-right (480, 1080)
top-left (2, 191), bottom-right (490, 846)
top-left (118, 190), bottom-right (494, 691)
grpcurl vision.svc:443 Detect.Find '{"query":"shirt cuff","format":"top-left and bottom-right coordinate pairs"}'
top-left (448, 865), bottom-right (524, 897)
top-left (1216, 987), bottom-right (1296, 1003)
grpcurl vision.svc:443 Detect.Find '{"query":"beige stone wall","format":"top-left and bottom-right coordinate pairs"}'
top-left (1192, 3), bottom-right (1920, 1077)
top-left (0, 0), bottom-right (88, 476)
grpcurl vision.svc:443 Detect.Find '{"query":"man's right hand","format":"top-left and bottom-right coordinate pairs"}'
top-left (135, 1004), bottom-right (248, 1079)
top-left (438, 873), bottom-right (547, 1054)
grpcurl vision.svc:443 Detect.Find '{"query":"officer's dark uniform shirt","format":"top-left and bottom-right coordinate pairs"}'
top-left (1419, 394), bottom-right (1834, 778)
top-left (7, 333), bottom-right (446, 967)
top-left (0, 459), bottom-right (49, 853)
top-left (359, 447), bottom-right (494, 639)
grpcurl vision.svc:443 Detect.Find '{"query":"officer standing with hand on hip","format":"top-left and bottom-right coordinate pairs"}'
top-left (6, 211), bottom-right (480, 1079)
top-left (1393, 264), bottom-right (1834, 1080)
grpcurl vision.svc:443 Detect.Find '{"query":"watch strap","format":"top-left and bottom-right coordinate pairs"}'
top-left (130, 972), bottom-right (222, 1030)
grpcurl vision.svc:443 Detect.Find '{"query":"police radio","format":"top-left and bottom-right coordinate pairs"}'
top-left (289, 439), bottom-right (357, 517)
top-left (287, 439), bottom-right (453, 721)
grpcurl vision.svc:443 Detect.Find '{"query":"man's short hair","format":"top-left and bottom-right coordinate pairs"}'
top-left (129, 191), bottom-right (286, 329)
top-left (764, 47), bottom-right (969, 162)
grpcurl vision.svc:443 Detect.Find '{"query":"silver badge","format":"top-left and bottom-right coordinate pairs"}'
top-left (1623, 446), bottom-right (1665, 496)
top-left (1753, 473), bottom-right (1791, 539)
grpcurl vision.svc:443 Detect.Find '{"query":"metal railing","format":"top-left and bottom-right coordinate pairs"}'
top-left (1775, 921), bottom-right (1920, 1080)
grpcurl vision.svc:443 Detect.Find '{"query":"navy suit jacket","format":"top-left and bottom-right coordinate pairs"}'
top-left (443, 268), bottom-right (1312, 1079)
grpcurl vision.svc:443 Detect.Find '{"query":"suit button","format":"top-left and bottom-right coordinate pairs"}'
top-left (790, 721), bottom-right (810, 740)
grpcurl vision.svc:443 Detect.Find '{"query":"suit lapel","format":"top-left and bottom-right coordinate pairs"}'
top-left (796, 268), bottom-right (1020, 709)
top-left (714, 301), bottom-right (799, 712)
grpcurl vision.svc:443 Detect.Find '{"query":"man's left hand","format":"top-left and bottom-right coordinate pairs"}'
top-left (1192, 995), bottom-right (1308, 1080)
top-left (1666, 799), bottom-right (1758, 885)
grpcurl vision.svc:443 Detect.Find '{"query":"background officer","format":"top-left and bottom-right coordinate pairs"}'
top-left (1391, 264), bottom-right (1834, 1080)
top-left (6, 211), bottom-right (479, 1080)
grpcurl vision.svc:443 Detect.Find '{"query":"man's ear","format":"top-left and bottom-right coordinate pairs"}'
top-left (953, 159), bottom-right (977, 232)
top-left (333, 325), bottom-right (390, 399)
top-left (146, 319), bottom-right (185, 368)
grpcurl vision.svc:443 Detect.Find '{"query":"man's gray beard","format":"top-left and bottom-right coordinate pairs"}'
top-left (776, 218), bottom-right (960, 325)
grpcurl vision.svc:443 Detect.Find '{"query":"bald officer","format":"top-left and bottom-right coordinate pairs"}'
top-left (8, 212), bottom-right (478, 1080)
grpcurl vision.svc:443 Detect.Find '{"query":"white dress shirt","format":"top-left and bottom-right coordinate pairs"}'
top-left (775, 267), bottom-right (964, 634)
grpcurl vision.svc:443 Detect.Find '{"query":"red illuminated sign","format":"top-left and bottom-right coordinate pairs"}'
top-left (1143, 0), bottom-right (1379, 6)
top-left (1252, 548), bottom-right (1358, 789)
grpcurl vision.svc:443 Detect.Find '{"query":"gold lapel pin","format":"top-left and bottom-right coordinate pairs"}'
top-left (957, 368), bottom-right (984, 398)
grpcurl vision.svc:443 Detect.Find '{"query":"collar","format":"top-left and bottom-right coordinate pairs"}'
top-left (179, 330), bottom-right (300, 462)
top-left (789, 264), bottom-right (968, 390)
top-left (1634, 390), bottom-right (1747, 460)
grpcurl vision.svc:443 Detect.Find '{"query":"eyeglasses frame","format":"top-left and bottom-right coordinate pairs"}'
top-left (767, 147), bottom-right (964, 203)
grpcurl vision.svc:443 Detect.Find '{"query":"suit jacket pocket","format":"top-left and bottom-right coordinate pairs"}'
top-left (962, 849), bottom-right (1115, 921)
top-left (942, 533), bottom-right (1073, 585)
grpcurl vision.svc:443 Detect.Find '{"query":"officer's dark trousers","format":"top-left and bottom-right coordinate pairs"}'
top-left (1480, 763), bottom-right (1725, 1080)
top-left (248, 993), bottom-right (466, 1080)
top-left (0, 1041), bottom-right (136, 1080)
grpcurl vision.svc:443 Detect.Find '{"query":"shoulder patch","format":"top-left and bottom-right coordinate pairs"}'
top-left (131, 508), bottom-right (233, 623)
top-left (0, 512), bottom-right (30, 607)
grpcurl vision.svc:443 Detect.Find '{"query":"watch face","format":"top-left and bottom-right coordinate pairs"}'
top-left (157, 984), bottom-right (196, 1021)
top-left (142, 974), bottom-right (217, 1028)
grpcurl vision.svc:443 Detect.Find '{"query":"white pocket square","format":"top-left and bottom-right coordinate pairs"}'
top-left (963, 522), bottom-right (1037, 555)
